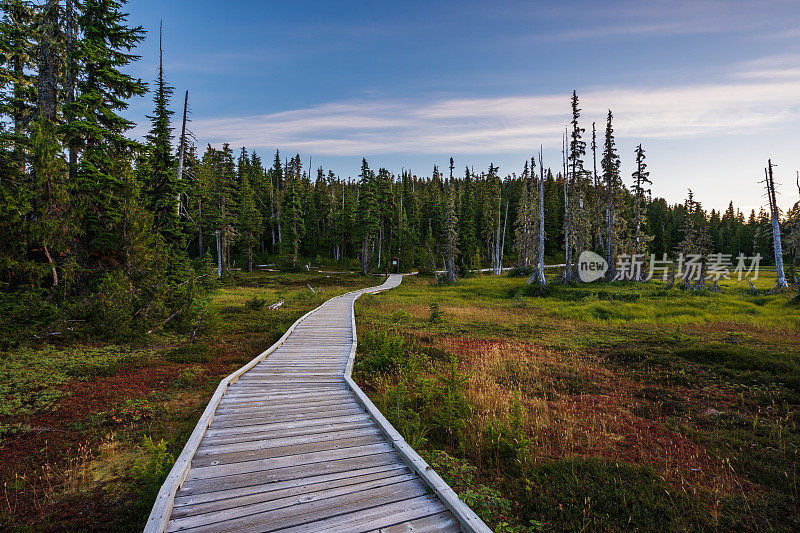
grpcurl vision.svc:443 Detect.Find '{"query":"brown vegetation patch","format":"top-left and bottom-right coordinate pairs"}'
top-left (419, 336), bottom-right (746, 512)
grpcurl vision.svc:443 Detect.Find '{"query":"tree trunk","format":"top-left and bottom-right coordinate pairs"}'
top-left (37, 1), bottom-right (58, 122)
top-left (563, 130), bottom-right (572, 282)
top-left (361, 235), bottom-right (369, 274)
top-left (197, 199), bottom-right (203, 258)
top-left (766, 161), bottom-right (788, 289)
top-left (378, 224), bottom-right (383, 269)
top-left (215, 230), bottom-right (222, 276)
top-left (537, 148), bottom-right (547, 284)
top-left (494, 193), bottom-right (502, 273)
top-left (592, 123), bottom-right (604, 251)
top-left (176, 90), bottom-right (188, 216)
top-left (43, 245), bottom-right (58, 288)
top-left (65, 0), bottom-right (78, 182)
top-left (500, 200), bottom-right (508, 273)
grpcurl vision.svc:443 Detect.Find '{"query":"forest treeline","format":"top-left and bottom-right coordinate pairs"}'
top-left (2, 1), bottom-right (800, 345)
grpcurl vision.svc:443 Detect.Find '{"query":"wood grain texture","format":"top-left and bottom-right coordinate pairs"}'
top-left (146, 274), bottom-right (490, 533)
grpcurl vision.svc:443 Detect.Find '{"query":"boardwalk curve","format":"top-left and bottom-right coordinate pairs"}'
top-left (146, 274), bottom-right (490, 533)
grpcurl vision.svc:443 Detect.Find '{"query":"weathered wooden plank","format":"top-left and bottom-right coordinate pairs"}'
top-left (166, 479), bottom-right (430, 532)
top-left (199, 419), bottom-right (377, 447)
top-left (185, 442), bottom-right (394, 481)
top-left (195, 426), bottom-right (380, 457)
top-left (191, 433), bottom-right (386, 468)
top-left (217, 392), bottom-right (351, 404)
top-left (214, 397), bottom-right (358, 415)
top-left (215, 398), bottom-right (359, 412)
top-left (172, 463), bottom-right (409, 510)
top-left (177, 452), bottom-right (404, 495)
top-left (372, 511), bottom-right (461, 532)
top-left (222, 388), bottom-right (348, 398)
top-left (172, 466), bottom-right (413, 519)
top-left (207, 405), bottom-right (365, 429)
top-left (272, 495), bottom-right (449, 533)
top-left (167, 473), bottom-right (420, 530)
top-left (203, 413), bottom-right (372, 439)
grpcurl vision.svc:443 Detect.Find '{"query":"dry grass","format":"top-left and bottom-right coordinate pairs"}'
top-left (355, 273), bottom-right (800, 529)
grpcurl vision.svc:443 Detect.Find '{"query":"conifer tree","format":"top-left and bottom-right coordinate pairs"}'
top-left (631, 144), bottom-right (653, 280)
top-left (442, 178), bottom-right (458, 282)
top-left (144, 22), bottom-right (180, 246)
top-left (679, 190), bottom-right (712, 289)
top-left (0, 2), bottom-right (36, 286)
top-left (357, 158), bottom-right (378, 273)
top-left (602, 110), bottom-right (625, 280)
top-left (0, 0), bottom-right (36, 166)
top-left (281, 154), bottom-right (305, 267)
top-left (785, 174), bottom-right (800, 270)
top-left (591, 122), bottom-right (604, 250)
top-left (374, 167), bottom-right (395, 269)
top-left (457, 167), bottom-right (477, 273)
top-left (483, 164), bottom-right (501, 270)
top-left (29, 0), bottom-right (72, 290)
top-left (238, 174), bottom-right (262, 272)
top-left (527, 150), bottom-right (547, 285)
top-left (269, 149), bottom-right (283, 250)
top-left (65, 0), bottom-right (147, 261)
top-left (514, 160), bottom-right (536, 267)
top-left (565, 91), bottom-right (591, 281)
top-left (207, 144), bottom-right (238, 273)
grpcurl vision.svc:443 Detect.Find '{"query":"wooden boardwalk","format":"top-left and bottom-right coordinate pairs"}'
top-left (146, 274), bottom-right (490, 533)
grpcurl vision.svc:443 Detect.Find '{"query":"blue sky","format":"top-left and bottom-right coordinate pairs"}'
top-left (125, 0), bottom-right (800, 213)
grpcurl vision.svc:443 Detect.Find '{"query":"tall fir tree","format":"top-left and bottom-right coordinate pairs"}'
top-left (457, 167), bottom-right (478, 273)
top-left (602, 110), bottom-right (625, 280)
top-left (631, 143), bottom-right (653, 279)
top-left (442, 178), bottom-right (458, 282)
top-left (514, 160), bottom-right (536, 268)
top-left (281, 154), bottom-right (305, 266)
top-left (678, 190), bottom-right (713, 288)
top-left (565, 90), bottom-right (591, 281)
top-left (144, 21), bottom-right (180, 246)
top-left (238, 174), bottom-right (262, 272)
top-left (65, 0), bottom-right (147, 261)
top-left (357, 158), bottom-right (378, 273)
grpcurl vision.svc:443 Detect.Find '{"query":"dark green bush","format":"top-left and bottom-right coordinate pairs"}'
top-left (358, 329), bottom-right (407, 373)
top-left (244, 295), bottom-right (267, 310)
top-left (165, 343), bottom-right (211, 363)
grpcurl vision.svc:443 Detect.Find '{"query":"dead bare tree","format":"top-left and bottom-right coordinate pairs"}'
top-left (528, 147), bottom-right (547, 285)
top-left (592, 122), bottom-right (604, 251)
top-left (764, 160), bottom-right (788, 290)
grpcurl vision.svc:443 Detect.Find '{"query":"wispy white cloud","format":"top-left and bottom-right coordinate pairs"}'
top-left (529, 0), bottom-right (800, 42)
top-left (191, 66), bottom-right (800, 156)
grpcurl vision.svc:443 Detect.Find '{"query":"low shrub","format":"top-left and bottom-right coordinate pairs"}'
top-left (164, 343), bottom-right (211, 363)
top-left (243, 295), bottom-right (268, 310)
top-left (132, 436), bottom-right (175, 511)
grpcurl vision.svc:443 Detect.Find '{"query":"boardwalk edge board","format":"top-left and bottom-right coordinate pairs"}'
top-left (144, 288), bottom-right (351, 532)
top-left (345, 278), bottom-right (491, 533)
top-left (144, 274), bottom-right (491, 533)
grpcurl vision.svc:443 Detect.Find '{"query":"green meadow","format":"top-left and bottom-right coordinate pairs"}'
top-left (354, 271), bottom-right (800, 531)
